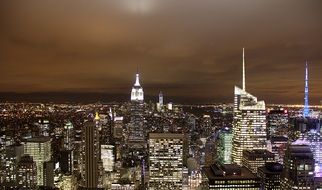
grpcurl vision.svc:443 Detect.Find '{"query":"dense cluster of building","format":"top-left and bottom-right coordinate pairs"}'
top-left (0, 50), bottom-right (322, 189)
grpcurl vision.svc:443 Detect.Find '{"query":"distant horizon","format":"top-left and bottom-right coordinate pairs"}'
top-left (0, 91), bottom-right (320, 105)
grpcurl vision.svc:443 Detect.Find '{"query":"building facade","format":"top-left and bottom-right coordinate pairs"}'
top-left (258, 162), bottom-right (283, 190)
top-left (16, 155), bottom-right (37, 189)
top-left (217, 127), bottom-right (233, 165)
top-left (81, 119), bottom-right (102, 189)
top-left (128, 71), bottom-right (146, 150)
top-left (148, 133), bottom-right (184, 190)
top-left (242, 149), bottom-right (275, 174)
top-left (281, 144), bottom-right (315, 190)
top-left (4, 144), bottom-right (24, 187)
top-left (232, 49), bottom-right (267, 165)
top-left (203, 164), bottom-right (261, 189)
top-left (23, 137), bottom-right (51, 186)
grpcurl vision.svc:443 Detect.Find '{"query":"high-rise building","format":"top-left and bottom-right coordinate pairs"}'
top-left (4, 144), bottom-right (24, 187)
top-left (267, 108), bottom-right (289, 138)
top-left (101, 145), bottom-right (114, 172)
top-left (217, 127), bottom-right (233, 165)
top-left (203, 164), bottom-right (261, 189)
top-left (149, 133), bottom-right (184, 190)
top-left (43, 160), bottom-right (55, 188)
top-left (58, 174), bottom-right (77, 190)
top-left (270, 136), bottom-right (288, 164)
top-left (62, 121), bottom-right (74, 175)
top-left (60, 150), bottom-right (73, 174)
top-left (23, 137), bottom-right (51, 186)
top-left (113, 117), bottom-right (123, 140)
top-left (232, 48), bottom-right (267, 165)
top-left (63, 121), bottom-right (74, 151)
top-left (291, 117), bottom-right (322, 174)
top-left (159, 91), bottom-right (163, 106)
top-left (281, 144), bottom-right (315, 190)
top-left (157, 91), bottom-right (164, 112)
top-left (205, 138), bottom-right (217, 166)
top-left (16, 155), bottom-right (37, 189)
top-left (128, 70), bottom-right (146, 150)
top-left (99, 113), bottom-right (113, 144)
top-left (130, 70), bottom-right (144, 102)
top-left (81, 119), bottom-right (102, 189)
top-left (303, 62), bottom-right (309, 117)
top-left (38, 119), bottom-right (50, 137)
top-left (73, 116), bottom-right (83, 175)
top-left (306, 129), bottom-right (322, 169)
top-left (200, 115), bottom-right (213, 138)
top-left (258, 162), bottom-right (283, 190)
top-left (0, 129), bottom-right (6, 185)
top-left (242, 149), bottom-right (275, 174)
top-left (315, 177), bottom-right (322, 190)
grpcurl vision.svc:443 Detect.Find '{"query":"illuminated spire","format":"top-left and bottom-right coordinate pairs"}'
top-left (94, 112), bottom-right (100, 120)
top-left (242, 48), bottom-right (246, 91)
top-left (131, 67), bottom-right (144, 101)
top-left (134, 66), bottom-right (141, 86)
top-left (303, 61), bottom-right (309, 117)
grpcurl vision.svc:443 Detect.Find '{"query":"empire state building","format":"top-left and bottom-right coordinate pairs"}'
top-left (131, 72), bottom-right (144, 102)
top-left (128, 70), bottom-right (146, 150)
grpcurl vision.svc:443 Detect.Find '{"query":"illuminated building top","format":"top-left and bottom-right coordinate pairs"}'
top-left (131, 70), bottom-right (144, 102)
top-left (94, 112), bottom-right (100, 120)
top-left (303, 62), bottom-right (309, 117)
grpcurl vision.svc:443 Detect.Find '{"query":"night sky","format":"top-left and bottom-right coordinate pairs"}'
top-left (0, 0), bottom-right (322, 104)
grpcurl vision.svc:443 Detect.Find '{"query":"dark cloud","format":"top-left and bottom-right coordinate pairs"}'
top-left (0, 0), bottom-right (321, 104)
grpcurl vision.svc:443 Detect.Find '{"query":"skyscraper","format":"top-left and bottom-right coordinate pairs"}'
top-left (16, 155), bottom-right (37, 189)
top-left (130, 69), bottom-right (144, 102)
top-left (23, 137), bottom-right (51, 186)
top-left (258, 162), bottom-right (283, 190)
top-left (242, 149), bottom-right (275, 174)
top-left (281, 144), bottom-right (315, 189)
top-left (267, 108), bottom-right (289, 138)
top-left (157, 91), bottom-right (164, 112)
top-left (217, 127), bottom-right (233, 165)
top-left (113, 116), bottom-right (124, 140)
top-left (159, 91), bottom-right (163, 106)
top-left (81, 118), bottom-right (102, 189)
top-left (128, 70), bottom-right (146, 149)
top-left (148, 133), bottom-right (184, 190)
top-left (63, 121), bottom-right (74, 151)
top-left (4, 144), bottom-right (24, 187)
top-left (232, 48), bottom-right (267, 165)
top-left (203, 164), bottom-right (261, 189)
top-left (294, 126), bottom-right (322, 175)
top-left (0, 128), bottom-right (6, 185)
top-left (61, 121), bottom-right (74, 175)
top-left (101, 145), bottom-right (114, 172)
top-left (303, 62), bottom-right (309, 117)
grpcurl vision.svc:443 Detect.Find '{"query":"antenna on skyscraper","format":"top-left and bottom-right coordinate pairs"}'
top-left (242, 48), bottom-right (246, 91)
top-left (303, 61), bottom-right (309, 117)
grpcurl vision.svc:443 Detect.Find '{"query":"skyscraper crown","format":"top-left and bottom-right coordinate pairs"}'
top-left (131, 68), bottom-right (144, 101)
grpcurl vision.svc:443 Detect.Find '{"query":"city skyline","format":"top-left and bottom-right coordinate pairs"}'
top-left (0, 0), bottom-right (322, 104)
top-left (2, 1), bottom-right (322, 189)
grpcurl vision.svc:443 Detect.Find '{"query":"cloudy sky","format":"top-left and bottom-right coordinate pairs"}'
top-left (0, 0), bottom-right (321, 103)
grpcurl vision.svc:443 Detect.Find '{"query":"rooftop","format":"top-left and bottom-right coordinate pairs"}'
top-left (149, 133), bottom-right (184, 139)
top-left (243, 149), bottom-right (275, 158)
top-left (23, 136), bottom-right (51, 143)
top-left (288, 145), bottom-right (314, 160)
top-left (204, 164), bottom-right (258, 180)
top-left (271, 136), bottom-right (288, 142)
top-left (258, 163), bottom-right (283, 174)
